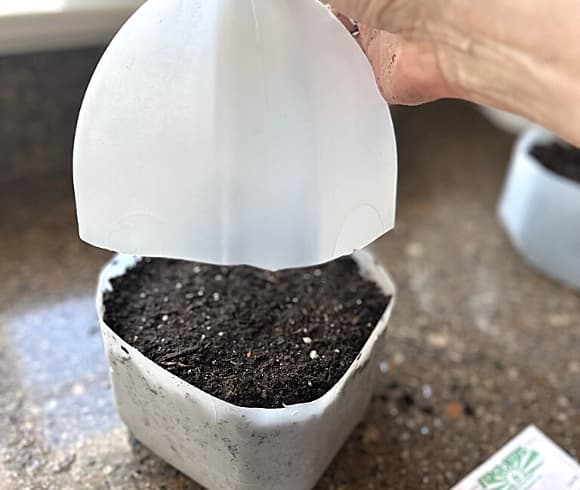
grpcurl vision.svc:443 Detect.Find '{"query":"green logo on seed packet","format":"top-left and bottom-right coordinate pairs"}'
top-left (478, 446), bottom-right (543, 490)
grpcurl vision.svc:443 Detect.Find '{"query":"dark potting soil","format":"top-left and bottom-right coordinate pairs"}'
top-left (531, 141), bottom-right (580, 183)
top-left (103, 257), bottom-right (390, 408)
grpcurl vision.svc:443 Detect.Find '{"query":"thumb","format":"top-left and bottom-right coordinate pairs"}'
top-left (357, 25), bottom-right (449, 105)
top-left (333, 11), bottom-right (455, 105)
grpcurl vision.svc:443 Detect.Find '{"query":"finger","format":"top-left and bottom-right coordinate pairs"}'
top-left (333, 8), bottom-right (453, 104)
top-left (358, 25), bottom-right (453, 104)
top-left (326, 0), bottom-right (421, 33)
top-left (333, 12), bottom-right (359, 36)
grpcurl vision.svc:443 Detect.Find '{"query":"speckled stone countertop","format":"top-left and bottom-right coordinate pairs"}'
top-left (1, 49), bottom-right (579, 490)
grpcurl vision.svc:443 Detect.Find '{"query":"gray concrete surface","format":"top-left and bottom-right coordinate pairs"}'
top-left (1, 49), bottom-right (578, 490)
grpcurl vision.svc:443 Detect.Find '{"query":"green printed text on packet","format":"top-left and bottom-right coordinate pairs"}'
top-left (453, 426), bottom-right (580, 490)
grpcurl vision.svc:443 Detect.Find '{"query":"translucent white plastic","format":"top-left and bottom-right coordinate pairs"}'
top-left (74, 0), bottom-right (397, 270)
top-left (97, 250), bottom-right (396, 490)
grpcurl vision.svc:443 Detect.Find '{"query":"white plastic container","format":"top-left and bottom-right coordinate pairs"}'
top-left (498, 126), bottom-right (580, 290)
top-left (97, 250), bottom-right (396, 490)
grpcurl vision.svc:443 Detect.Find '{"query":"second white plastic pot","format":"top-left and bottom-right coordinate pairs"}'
top-left (498, 126), bottom-right (580, 290)
top-left (97, 250), bottom-right (396, 490)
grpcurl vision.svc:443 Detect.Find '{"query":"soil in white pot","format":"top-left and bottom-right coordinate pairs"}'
top-left (103, 257), bottom-right (391, 408)
top-left (532, 141), bottom-right (580, 183)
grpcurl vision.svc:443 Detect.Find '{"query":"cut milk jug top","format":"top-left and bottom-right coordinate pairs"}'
top-left (74, 0), bottom-right (398, 270)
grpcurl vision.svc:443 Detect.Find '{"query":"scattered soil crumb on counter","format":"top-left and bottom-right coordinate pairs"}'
top-left (532, 142), bottom-right (580, 183)
top-left (104, 257), bottom-right (390, 408)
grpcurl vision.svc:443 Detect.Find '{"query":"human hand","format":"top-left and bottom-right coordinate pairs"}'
top-left (328, 0), bottom-right (580, 146)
